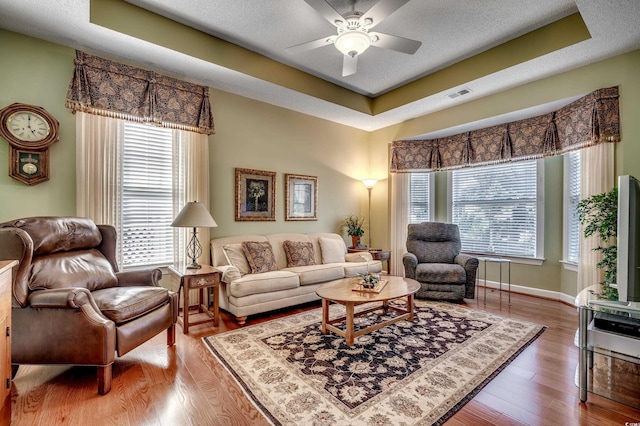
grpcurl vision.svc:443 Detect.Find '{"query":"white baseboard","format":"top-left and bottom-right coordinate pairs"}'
top-left (477, 279), bottom-right (577, 306)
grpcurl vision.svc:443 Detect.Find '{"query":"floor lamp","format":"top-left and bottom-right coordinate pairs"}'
top-left (171, 201), bottom-right (218, 269)
top-left (362, 179), bottom-right (378, 248)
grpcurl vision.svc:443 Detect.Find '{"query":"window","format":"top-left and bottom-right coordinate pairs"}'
top-left (564, 151), bottom-right (581, 264)
top-left (449, 160), bottom-right (543, 259)
top-left (121, 122), bottom-right (175, 268)
top-left (409, 172), bottom-right (432, 223)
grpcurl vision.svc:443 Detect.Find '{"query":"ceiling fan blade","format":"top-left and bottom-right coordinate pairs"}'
top-left (285, 36), bottom-right (334, 55)
top-left (359, 0), bottom-right (410, 28)
top-left (342, 54), bottom-right (358, 77)
top-left (304, 0), bottom-right (345, 27)
top-left (370, 32), bottom-right (422, 54)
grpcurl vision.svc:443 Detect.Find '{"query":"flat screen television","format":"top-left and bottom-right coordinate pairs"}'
top-left (616, 175), bottom-right (640, 308)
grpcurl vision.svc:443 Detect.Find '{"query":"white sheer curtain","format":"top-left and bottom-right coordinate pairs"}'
top-left (76, 112), bottom-right (211, 267)
top-left (76, 112), bottom-right (123, 231)
top-left (390, 172), bottom-right (410, 276)
top-left (172, 129), bottom-right (211, 266)
top-left (577, 142), bottom-right (615, 293)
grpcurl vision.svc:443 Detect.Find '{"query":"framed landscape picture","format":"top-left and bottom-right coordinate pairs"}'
top-left (235, 168), bottom-right (276, 221)
top-left (285, 173), bottom-right (318, 221)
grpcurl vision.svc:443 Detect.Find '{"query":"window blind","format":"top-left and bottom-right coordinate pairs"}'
top-left (409, 173), bottom-right (431, 223)
top-left (451, 161), bottom-right (538, 257)
top-left (122, 122), bottom-right (174, 268)
top-left (566, 151), bottom-right (581, 263)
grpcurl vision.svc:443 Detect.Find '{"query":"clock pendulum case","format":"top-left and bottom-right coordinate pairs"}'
top-left (0, 103), bottom-right (59, 185)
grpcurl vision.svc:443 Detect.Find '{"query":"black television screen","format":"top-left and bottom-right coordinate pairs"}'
top-left (617, 175), bottom-right (640, 306)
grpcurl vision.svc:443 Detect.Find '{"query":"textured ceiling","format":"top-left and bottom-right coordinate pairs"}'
top-left (0, 0), bottom-right (639, 132)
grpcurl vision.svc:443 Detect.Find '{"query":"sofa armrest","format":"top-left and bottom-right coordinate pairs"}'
top-left (402, 253), bottom-right (418, 279)
top-left (116, 268), bottom-right (162, 287)
top-left (217, 264), bottom-right (241, 283)
top-left (345, 252), bottom-right (373, 262)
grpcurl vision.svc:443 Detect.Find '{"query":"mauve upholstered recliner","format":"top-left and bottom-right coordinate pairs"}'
top-left (0, 217), bottom-right (178, 395)
top-left (403, 222), bottom-right (478, 302)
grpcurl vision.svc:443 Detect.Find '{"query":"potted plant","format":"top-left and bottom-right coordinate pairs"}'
top-left (577, 187), bottom-right (618, 300)
top-left (343, 214), bottom-right (365, 248)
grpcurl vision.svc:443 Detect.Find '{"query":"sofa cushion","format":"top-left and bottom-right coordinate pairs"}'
top-left (242, 241), bottom-right (278, 274)
top-left (92, 286), bottom-right (170, 323)
top-left (223, 243), bottom-right (251, 276)
top-left (228, 270), bottom-right (300, 298)
top-left (284, 263), bottom-right (344, 285)
top-left (283, 240), bottom-right (316, 267)
top-left (416, 263), bottom-right (466, 284)
top-left (318, 237), bottom-right (346, 264)
top-left (29, 249), bottom-right (118, 291)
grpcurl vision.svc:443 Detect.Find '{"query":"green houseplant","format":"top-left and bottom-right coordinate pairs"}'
top-left (577, 187), bottom-right (618, 300)
top-left (343, 214), bottom-right (365, 248)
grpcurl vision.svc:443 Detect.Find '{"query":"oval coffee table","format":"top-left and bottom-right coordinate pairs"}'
top-left (316, 276), bottom-right (420, 346)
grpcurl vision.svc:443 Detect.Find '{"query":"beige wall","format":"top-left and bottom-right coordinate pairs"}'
top-left (2, 27), bottom-right (640, 298)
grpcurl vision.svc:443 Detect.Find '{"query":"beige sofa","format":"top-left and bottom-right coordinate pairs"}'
top-left (211, 232), bottom-right (382, 325)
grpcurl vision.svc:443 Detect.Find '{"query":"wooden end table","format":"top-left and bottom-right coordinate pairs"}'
top-left (316, 275), bottom-right (420, 345)
top-left (347, 248), bottom-right (391, 273)
top-left (169, 264), bottom-right (220, 334)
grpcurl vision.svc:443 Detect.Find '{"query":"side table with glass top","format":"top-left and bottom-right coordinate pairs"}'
top-left (575, 286), bottom-right (640, 408)
top-left (476, 257), bottom-right (511, 304)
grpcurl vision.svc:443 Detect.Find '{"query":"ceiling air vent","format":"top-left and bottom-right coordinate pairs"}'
top-left (447, 88), bottom-right (472, 99)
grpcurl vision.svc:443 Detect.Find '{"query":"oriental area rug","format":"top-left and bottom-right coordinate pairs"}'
top-left (203, 300), bottom-right (545, 426)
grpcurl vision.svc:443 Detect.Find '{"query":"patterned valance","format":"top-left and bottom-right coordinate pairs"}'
top-left (66, 51), bottom-right (215, 135)
top-left (390, 86), bottom-right (620, 172)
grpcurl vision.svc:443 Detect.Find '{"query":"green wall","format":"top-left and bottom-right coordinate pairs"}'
top-left (2, 27), bottom-right (640, 299)
top-left (370, 49), bottom-right (640, 297)
top-left (0, 29), bottom-right (371, 242)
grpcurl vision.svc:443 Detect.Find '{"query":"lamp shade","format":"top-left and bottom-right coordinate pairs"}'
top-left (171, 201), bottom-right (218, 228)
top-left (362, 179), bottom-right (378, 189)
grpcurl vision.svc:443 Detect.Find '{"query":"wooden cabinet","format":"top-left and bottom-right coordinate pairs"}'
top-left (0, 260), bottom-right (17, 424)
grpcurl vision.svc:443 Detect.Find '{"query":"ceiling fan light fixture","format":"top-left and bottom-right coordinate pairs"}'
top-left (334, 30), bottom-right (371, 57)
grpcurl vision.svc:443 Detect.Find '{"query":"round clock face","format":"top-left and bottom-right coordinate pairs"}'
top-left (7, 111), bottom-right (51, 142)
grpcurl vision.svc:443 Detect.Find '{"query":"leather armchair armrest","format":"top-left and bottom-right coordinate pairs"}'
top-left (116, 268), bottom-right (162, 287)
top-left (29, 287), bottom-right (100, 310)
top-left (402, 252), bottom-right (418, 279)
top-left (454, 254), bottom-right (479, 299)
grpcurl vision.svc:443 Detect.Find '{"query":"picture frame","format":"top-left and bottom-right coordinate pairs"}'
top-left (285, 173), bottom-right (318, 221)
top-left (235, 168), bottom-right (276, 221)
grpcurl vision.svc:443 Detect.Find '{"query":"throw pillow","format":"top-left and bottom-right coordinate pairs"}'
top-left (283, 240), bottom-right (316, 267)
top-left (242, 241), bottom-right (278, 274)
top-left (223, 243), bottom-right (251, 276)
top-left (318, 237), bottom-right (347, 264)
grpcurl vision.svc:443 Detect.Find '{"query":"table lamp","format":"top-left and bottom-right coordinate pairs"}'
top-left (171, 201), bottom-right (218, 269)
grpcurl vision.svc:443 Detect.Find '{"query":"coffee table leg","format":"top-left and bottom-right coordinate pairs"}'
top-left (321, 299), bottom-right (329, 334)
top-left (345, 302), bottom-right (355, 345)
top-left (407, 294), bottom-right (415, 321)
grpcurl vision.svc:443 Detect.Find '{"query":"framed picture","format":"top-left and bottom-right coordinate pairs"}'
top-left (235, 168), bottom-right (276, 221)
top-left (285, 173), bottom-right (318, 221)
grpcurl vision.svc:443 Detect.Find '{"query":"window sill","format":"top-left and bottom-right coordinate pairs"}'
top-left (462, 252), bottom-right (545, 266)
top-left (560, 260), bottom-right (578, 272)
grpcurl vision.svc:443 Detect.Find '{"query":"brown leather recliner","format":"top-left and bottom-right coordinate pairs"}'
top-left (0, 216), bottom-right (178, 395)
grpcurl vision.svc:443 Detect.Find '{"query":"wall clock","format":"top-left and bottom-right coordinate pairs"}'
top-left (0, 103), bottom-right (59, 185)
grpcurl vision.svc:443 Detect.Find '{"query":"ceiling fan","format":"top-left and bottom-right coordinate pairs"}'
top-left (286, 0), bottom-right (422, 77)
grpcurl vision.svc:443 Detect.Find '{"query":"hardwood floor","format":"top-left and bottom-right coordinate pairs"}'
top-left (10, 289), bottom-right (640, 425)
